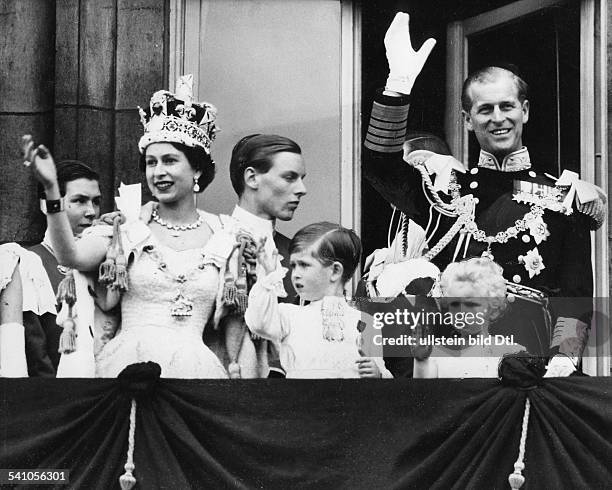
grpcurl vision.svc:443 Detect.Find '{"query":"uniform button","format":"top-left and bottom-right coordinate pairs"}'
top-left (513, 274), bottom-right (521, 283)
top-left (470, 168), bottom-right (479, 175)
top-left (522, 234), bottom-right (530, 243)
top-left (507, 294), bottom-right (516, 303)
top-left (470, 181), bottom-right (478, 189)
top-left (528, 171), bottom-right (536, 178)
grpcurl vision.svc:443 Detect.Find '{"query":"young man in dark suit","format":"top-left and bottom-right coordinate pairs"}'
top-left (221, 134), bottom-right (307, 377)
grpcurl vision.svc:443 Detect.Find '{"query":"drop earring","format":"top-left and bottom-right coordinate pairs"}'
top-left (193, 176), bottom-right (200, 193)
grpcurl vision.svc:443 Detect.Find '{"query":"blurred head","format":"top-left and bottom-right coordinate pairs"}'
top-left (288, 222), bottom-right (361, 301)
top-left (140, 141), bottom-right (215, 204)
top-left (230, 134), bottom-right (306, 221)
top-left (39, 160), bottom-right (101, 236)
top-left (403, 131), bottom-right (451, 156)
top-left (440, 258), bottom-right (507, 334)
top-left (462, 66), bottom-right (529, 159)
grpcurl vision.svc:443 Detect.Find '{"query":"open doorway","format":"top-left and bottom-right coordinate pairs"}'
top-left (360, 0), bottom-right (580, 255)
top-left (463, 3), bottom-right (581, 176)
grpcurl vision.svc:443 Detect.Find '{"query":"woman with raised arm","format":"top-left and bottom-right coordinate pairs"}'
top-left (22, 76), bottom-right (230, 378)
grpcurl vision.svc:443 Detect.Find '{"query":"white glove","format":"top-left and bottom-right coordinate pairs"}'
top-left (384, 12), bottom-right (436, 95)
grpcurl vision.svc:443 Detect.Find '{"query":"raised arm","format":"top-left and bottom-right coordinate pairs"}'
top-left (244, 244), bottom-right (291, 342)
top-left (383, 12), bottom-right (436, 97)
top-left (22, 135), bottom-right (108, 270)
top-left (363, 13), bottom-right (438, 224)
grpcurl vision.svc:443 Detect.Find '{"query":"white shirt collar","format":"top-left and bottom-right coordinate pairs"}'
top-left (231, 205), bottom-right (275, 238)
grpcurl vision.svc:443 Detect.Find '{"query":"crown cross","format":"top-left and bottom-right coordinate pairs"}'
top-left (137, 75), bottom-right (218, 155)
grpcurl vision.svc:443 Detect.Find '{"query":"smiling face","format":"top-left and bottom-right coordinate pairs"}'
top-left (463, 72), bottom-right (529, 159)
top-left (144, 142), bottom-right (201, 204)
top-left (64, 178), bottom-right (101, 236)
top-left (290, 245), bottom-right (336, 302)
top-left (250, 151), bottom-right (307, 221)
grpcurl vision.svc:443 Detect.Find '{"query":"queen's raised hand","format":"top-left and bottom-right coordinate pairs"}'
top-left (21, 135), bottom-right (59, 193)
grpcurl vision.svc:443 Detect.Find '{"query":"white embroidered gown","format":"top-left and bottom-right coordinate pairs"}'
top-left (95, 232), bottom-right (228, 379)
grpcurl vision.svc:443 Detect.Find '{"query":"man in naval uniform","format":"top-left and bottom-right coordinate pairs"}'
top-left (362, 13), bottom-right (605, 373)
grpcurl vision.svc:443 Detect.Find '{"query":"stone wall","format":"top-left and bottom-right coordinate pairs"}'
top-left (0, 0), bottom-right (166, 243)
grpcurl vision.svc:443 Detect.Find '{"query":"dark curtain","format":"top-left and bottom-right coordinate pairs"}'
top-left (1, 375), bottom-right (611, 489)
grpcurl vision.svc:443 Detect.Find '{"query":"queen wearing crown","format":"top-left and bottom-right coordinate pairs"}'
top-left (22, 76), bottom-right (232, 378)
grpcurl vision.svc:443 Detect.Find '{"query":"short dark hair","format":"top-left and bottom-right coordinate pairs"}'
top-left (461, 65), bottom-right (529, 113)
top-left (229, 134), bottom-right (301, 196)
top-left (138, 142), bottom-right (215, 193)
top-left (39, 160), bottom-right (100, 199)
top-left (289, 222), bottom-right (362, 284)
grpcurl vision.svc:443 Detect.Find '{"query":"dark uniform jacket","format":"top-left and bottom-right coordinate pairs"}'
top-left (362, 90), bottom-right (594, 358)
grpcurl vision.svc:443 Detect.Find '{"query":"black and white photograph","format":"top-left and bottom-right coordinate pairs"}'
top-left (0, 0), bottom-right (610, 488)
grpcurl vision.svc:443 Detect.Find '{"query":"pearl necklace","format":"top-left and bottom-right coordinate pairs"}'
top-left (152, 208), bottom-right (204, 237)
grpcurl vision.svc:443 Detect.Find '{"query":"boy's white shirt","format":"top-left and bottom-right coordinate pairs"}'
top-left (245, 270), bottom-right (392, 378)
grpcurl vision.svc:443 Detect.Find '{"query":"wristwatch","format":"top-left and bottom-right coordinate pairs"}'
top-left (42, 198), bottom-right (65, 214)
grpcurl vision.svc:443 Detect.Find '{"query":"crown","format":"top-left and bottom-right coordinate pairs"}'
top-left (137, 74), bottom-right (218, 154)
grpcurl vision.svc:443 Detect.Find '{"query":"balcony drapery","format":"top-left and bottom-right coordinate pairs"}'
top-left (1, 364), bottom-right (610, 489)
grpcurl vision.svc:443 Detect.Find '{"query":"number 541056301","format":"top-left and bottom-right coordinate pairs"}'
top-left (1, 469), bottom-right (69, 484)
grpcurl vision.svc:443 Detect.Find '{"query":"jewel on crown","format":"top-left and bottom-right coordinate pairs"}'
top-left (137, 74), bottom-right (218, 155)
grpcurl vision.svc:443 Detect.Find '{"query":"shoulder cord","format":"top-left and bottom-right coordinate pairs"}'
top-left (387, 205), bottom-right (397, 248)
top-left (423, 216), bottom-right (465, 261)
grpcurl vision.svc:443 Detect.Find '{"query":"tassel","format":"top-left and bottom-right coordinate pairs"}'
top-left (58, 308), bottom-right (77, 354)
top-left (98, 258), bottom-right (116, 286)
top-left (235, 279), bottom-right (248, 313)
top-left (99, 215), bottom-right (121, 285)
top-left (224, 316), bottom-right (247, 379)
top-left (235, 270), bottom-right (248, 315)
top-left (508, 465), bottom-right (525, 489)
top-left (222, 270), bottom-right (237, 304)
top-left (119, 399), bottom-right (137, 490)
top-left (119, 469), bottom-right (136, 490)
top-left (228, 361), bottom-right (241, 379)
top-left (56, 270), bottom-right (77, 306)
top-left (234, 241), bottom-right (248, 314)
top-left (114, 252), bottom-right (128, 292)
top-left (57, 271), bottom-right (78, 354)
top-left (113, 216), bottom-right (129, 292)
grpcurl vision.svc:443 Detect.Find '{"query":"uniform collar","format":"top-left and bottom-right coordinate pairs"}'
top-left (231, 205), bottom-right (275, 239)
top-left (477, 147), bottom-right (531, 172)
